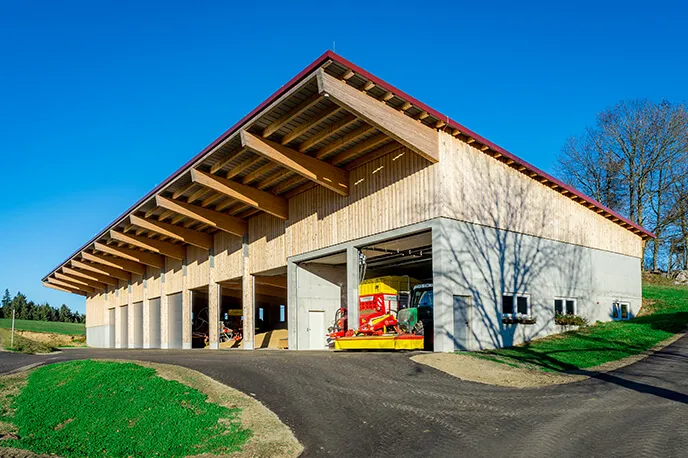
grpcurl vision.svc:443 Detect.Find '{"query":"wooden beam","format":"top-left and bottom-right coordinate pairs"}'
top-left (191, 169), bottom-right (289, 220)
top-left (129, 214), bottom-right (213, 250)
top-left (110, 230), bottom-right (186, 260)
top-left (72, 258), bottom-right (132, 281)
top-left (241, 131), bottom-right (350, 196)
top-left (255, 276), bottom-right (287, 289)
top-left (81, 251), bottom-right (146, 276)
top-left (43, 281), bottom-right (87, 296)
top-left (172, 182), bottom-right (195, 199)
top-left (63, 266), bottom-right (118, 287)
top-left (210, 149), bottom-right (244, 174)
top-left (331, 133), bottom-right (389, 166)
top-left (281, 105), bottom-right (340, 145)
top-left (317, 70), bottom-right (439, 162)
top-left (55, 271), bottom-right (106, 291)
top-left (342, 69), bottom-right (355, 80)
top-left (257, 169), bottom-right (290, 190)
top-left (46, 277), bottom-right (93, 294)
top-left (284, 182), bottom-right (317, 199)
top-left (313, 124), bottom-right (375, 159)
top-left (344, 142), bottom-right (403, 171)
top-left (262, 93), bottom-right (323, 138)
top-left (271, 175), bottom-right (305, 195)
top-left (156, 195), bottom-right (247, 237)
top-left (399, 101), bottom-right (412, 111)
top-left (226, 156), bottom-right (261, 180)
top-left (186, 186), bottom-right (210, 204)
top-left (362, 81), bottom-right (375, 91)
top-left (94, 242), bottom-right (165, 269)
top-left (242, 162), bottom-right (275, 184)
top-left (299, 114), bottom-right (358, 152)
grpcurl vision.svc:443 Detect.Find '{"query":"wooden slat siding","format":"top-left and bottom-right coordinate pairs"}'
top-left (145, 265), bottom-right (162, 299)
top-left (248, 212), bottom-right (287, 275)
top-left (185, 245), bottom-right (211, 290)
top-left (117, 279), bottom-right (128, 306)
top-left (131, 273), bottom-right (144, 303)
top-left (85, 292), bottom-right (106, 327)
top-left (213, 231), bottom-right (244, 282)
top-left (164, 257), bottom-right (184, 295)
top-left (439, 132), bottom-right (643, 258)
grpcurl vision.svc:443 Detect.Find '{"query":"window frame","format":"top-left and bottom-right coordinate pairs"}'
top-left (502, 293), bottom-right (532, 317)
top-left (612, 301), bottom-right (630, 321)
top-left (554, 297), bottom-right (577, 316)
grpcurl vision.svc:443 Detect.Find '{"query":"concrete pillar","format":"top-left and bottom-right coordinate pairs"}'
top-left (346, 245), bottom-right (360, 331)
top-left (114, 304), bottom-right (123, 349)
top-left (182, 256), bottom-right (192, 349)
top-left (127, 280), bottom-right (135, 349)
top-left (287, 260), bottom-right (298, 350)
top-left (432, 219), bottom-right (454, 353)
top-left (142, 272), bottom-right (151, 349)
top-left (208, 281), bottom-right (220, 349)
top-left (242, 236), bottom-right (255, 350)
top-left (160, 292), bottom-right (169, 349)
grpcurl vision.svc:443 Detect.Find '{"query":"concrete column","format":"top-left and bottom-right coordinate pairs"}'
top-left (432, 219), bottom-right (454, 353)
top-left (142, 272), bottom-right (151, 349)
top-left (114, 305), bottom-right (123, 349)
top-left (242, 236), bottom-right (255, 350)
top-left (208, 281), bottom-right (220, 349)
top-left (182, 256), bottom-right (192, 349)
top-left (287, 260), bottom-right (298, 350)
top-left (346, 245), bottom-right (360, 331)
top-left (127, 281), bottom-right (135, 349)
top-left (160, 271), bottom-right (169, 349)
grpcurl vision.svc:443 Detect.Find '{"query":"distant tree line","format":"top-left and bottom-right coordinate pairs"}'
top-left (556, 99), bottom-right (688, 272)
top-left (0, 289), bottom-right (85, 323)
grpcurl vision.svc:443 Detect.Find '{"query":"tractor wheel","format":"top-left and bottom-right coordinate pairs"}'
top-left (413, 321), bottom-right (424, 336)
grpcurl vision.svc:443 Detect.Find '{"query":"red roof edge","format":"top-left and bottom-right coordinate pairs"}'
top-left (43, 50), bottom-right (653, 282)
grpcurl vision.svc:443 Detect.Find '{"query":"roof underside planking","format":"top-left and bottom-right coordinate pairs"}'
top-left (42, 51), bottom-right (654, 295)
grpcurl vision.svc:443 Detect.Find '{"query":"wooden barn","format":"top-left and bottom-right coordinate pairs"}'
top-left (42, 51), bottom-right (653, 352)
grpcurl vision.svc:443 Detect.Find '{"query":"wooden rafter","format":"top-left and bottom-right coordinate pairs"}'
top-left (317, 70), bottom-right (439, 163)
top-left (72, 259), bottom-right (131, 281)
top-left (172, 182), bottom-right (195, 199)
top-left (257, 169), bottom-right (290, 190)
top-left (331, 133), bottom-right (389, 166)
top-left (272, 175), bottom-right (305, 195)
top-left (226, 156), bottom-right (261, 179)
top-left (241, 131), bottom-right (349, 196)
top-left (44, 281), bottom-right (87, 296)
top-left (210, 149), bottom-right (245, 174)
top-left (242, 162), bottom-right (275, 185)
top-left (46, 277), bottom-right (94, 294)
top-left (313, 124), bottom-right (375, 160)
top-left (191, 169), bottom-right (289, 220)
top-left (281, 104), bottom-right (340, 145)
top-left (298, 114), bottom-right (358, 152)
top-left (62, 266), bottom-right (118, 287)
top-left (344, 141), bottom-right (403, 171)
top-left (94, 242), bottom-right (165, 269)
top-left (186, 186), bottom-right (210, 204)
top-left (262, 93), bottom-right (323, 138)
top-left (129, 214), bottom-right (213, 250)
top-left (110, 230), bottom-right (186, 260)
top-left (55, 272), bottom-right (106, 291)
top-left (81, 251), bottom-right (146, 276)
top-left (155, 196), bottom-right (247, 237)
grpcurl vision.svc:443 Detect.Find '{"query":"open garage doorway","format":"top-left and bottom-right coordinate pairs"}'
top-left (190, 289), bottom-right (209, 348)
top-left (359, 230), bottom-right (434, 350)
top-left (254, 271), bottom-right (288, 349)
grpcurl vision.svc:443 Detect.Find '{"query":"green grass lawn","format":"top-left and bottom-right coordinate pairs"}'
top-left (474, 283), bottom-right (688, 372)
top-left (0, 360), bottom-right (251, 457)
top-left (0, 319), bottom-right (85, 335)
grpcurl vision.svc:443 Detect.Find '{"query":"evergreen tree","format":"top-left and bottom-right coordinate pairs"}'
top-left (1, 289), bottom-right (11, 318)
top-left (58, 304), bottom-right (72, 323)
top-left (11, 292), bottom-right (29, 320)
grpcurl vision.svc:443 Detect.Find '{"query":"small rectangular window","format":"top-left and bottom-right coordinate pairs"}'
top-left (502, 294), bottom-right (530, 316)
top-left (258, 307), bottom-right (264, 321)
top-left (279, 305), bottom-right (286, 322)
top-left (555, 297), bottom-right (577, 315)
top-left (502, 295), bottom-right (514, 314)
top-left (566, 300), bottom-right (575, 315)
top-left (612, 302), bottom-right (630, 320)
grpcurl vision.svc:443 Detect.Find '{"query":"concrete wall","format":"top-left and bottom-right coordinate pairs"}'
top-left (86, 325), bottom-right (111, 348)
top-left (147, 297), bottom-right (161, 349)
top-left (131, 301), bottom-right (143, 348)
top-left (432, 217), bottom-right (642, 352)
top-left (292, 263), bottom-right (346, 350)
top-left (167, 292), bottom-right (183, 349)
top-left (116, 305), bottom-right (128, 349)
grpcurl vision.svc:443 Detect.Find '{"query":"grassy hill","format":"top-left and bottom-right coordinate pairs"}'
top-left (0, 318), bottom-right (85, 336)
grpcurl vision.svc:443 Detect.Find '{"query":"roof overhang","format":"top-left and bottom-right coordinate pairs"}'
top-left (42, 50), bottom-right (654, 295)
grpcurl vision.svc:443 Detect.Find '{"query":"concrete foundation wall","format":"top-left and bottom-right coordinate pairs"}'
top-left (86, 325), bottom-right (111, 348)
top-left (292, 263), bottom-right (346, 350)
top-left (432, 217), bottom-right (642, 352)
top-left (167, 293), bottom-right (183, 349)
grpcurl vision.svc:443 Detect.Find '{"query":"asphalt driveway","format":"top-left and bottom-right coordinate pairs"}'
top-left (1, 337), bottom-right (687, 457)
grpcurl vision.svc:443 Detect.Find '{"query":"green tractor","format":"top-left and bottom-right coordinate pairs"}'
top-left (397, 283), bottom-right (434, 350)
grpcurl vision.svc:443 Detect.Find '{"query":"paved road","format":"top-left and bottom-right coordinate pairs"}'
top-left (1, 337), bottom-right (687, 457)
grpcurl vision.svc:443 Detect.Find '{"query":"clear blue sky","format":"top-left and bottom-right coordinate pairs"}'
top-left (1, 1), bottom-right (686, 314)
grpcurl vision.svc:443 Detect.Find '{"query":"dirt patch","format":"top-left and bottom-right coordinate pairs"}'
top-left (107, 360), bottom-right (303, 458)
top-left (412, 353), bottom-right (586, 387)
top-left (15, 332), bottom-right (85, 348)
top-left (413, 331), bottom-right (686, 387)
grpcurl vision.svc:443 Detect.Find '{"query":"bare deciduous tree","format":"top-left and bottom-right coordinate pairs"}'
top-left (556, 99), bottom-right (688, 271)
